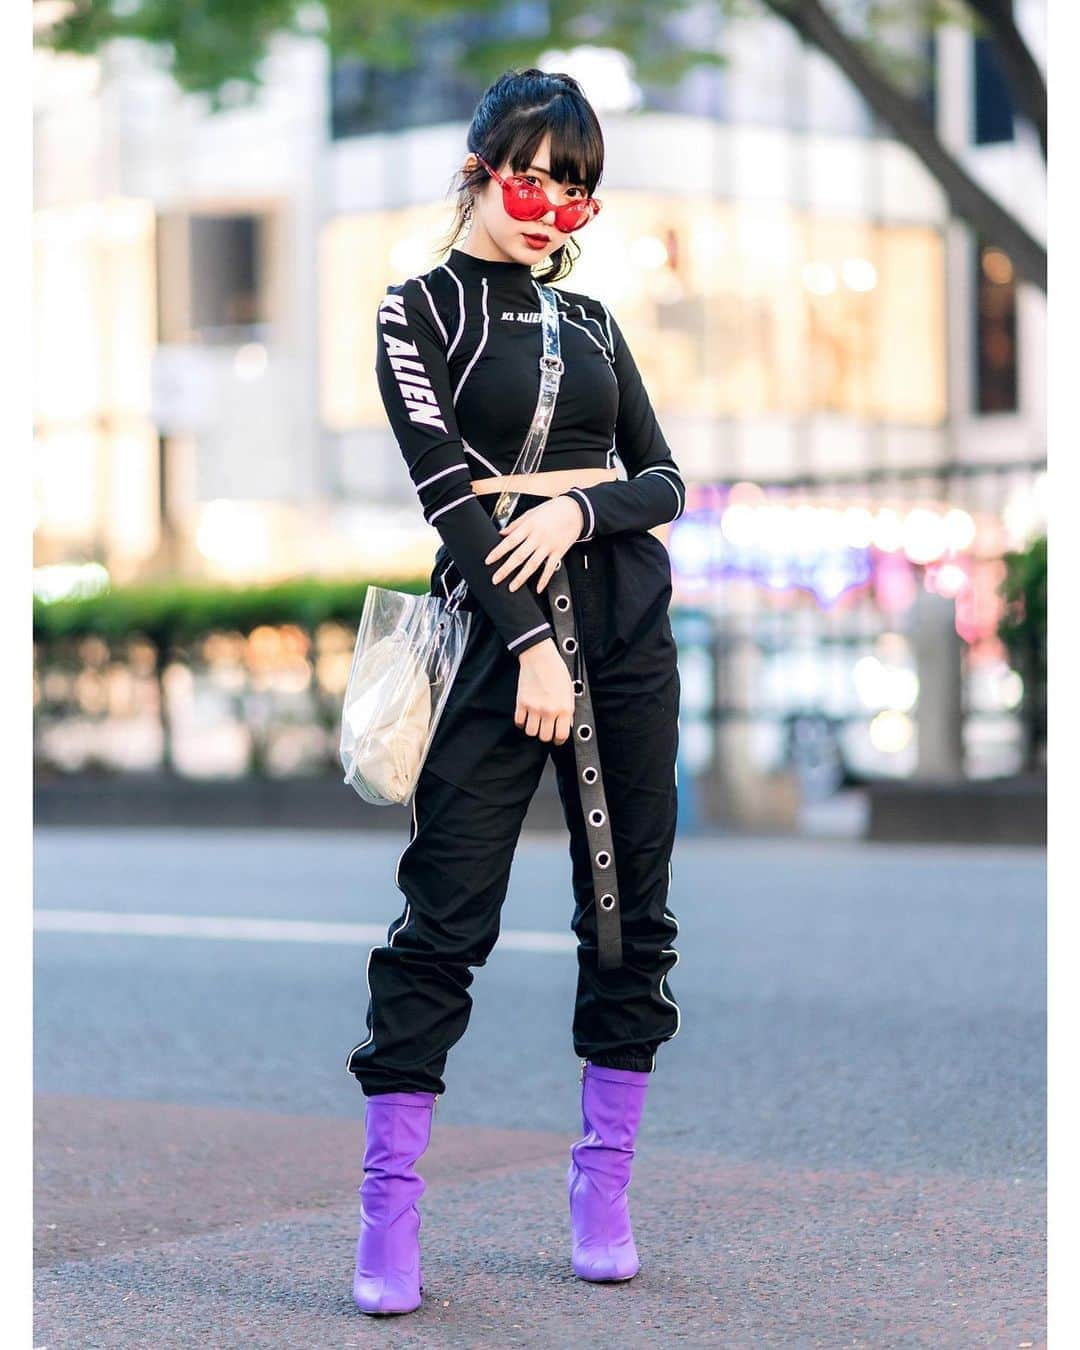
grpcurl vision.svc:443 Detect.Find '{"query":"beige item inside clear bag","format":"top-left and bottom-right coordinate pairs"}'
top-left (340, 588), bottom-right (469, 807)
top-left (342, 626), bottom-right (432, 804)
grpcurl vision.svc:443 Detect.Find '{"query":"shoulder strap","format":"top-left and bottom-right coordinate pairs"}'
top-left (489, 284), bottom-right (562, 528)
top-left (445, 284), bottom-right (563, 612)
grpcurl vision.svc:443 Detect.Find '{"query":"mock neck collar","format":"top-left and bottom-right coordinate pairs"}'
top-left (445, 246), bottom-right (538, 281)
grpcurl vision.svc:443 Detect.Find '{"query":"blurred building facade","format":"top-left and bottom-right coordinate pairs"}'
top-left (33, 2), bottom-right (1046, 787)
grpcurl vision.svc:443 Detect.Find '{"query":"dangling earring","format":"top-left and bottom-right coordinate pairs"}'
top-left (463, 194), bottom-right (475, 228)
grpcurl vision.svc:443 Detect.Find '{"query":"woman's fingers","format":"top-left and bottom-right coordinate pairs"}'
top-left (506, 548), bottom-right (548, 592)
top-left (518, 704), bottom-right (575, 741)
top-left (490, 537), bottom-right (536, 585)
top-left (485, 518), bottom-right (529, 563)
top-left (535, 554), bottom-right (560, 595)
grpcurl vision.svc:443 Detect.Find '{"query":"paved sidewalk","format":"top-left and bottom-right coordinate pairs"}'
top-left (35, 1094), bottom-right (1044, 1348)
top-left (34, 829), bottom-right (1046, 1346)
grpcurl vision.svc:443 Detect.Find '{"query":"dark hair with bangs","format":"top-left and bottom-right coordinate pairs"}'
top-left (437, 68), bottom-right (605, 285)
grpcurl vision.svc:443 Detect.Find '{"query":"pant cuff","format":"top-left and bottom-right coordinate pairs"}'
top-left (585, 1051), bottom-right (655, 1073)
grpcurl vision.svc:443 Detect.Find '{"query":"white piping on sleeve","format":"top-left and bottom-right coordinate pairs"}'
top-left (566, 487), bottom-right (596, 541)
top-left (507, 621), bottom-right (553, 651)
top-left (414, 462), bottom-right (469, 492)
top-left (426, 493), bottom-right (474, 525)
top-left (636, 465), bottom-right (685, 517)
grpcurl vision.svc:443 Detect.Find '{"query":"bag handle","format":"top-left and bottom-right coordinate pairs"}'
top-left (445, 283), bottom-right (562, 615)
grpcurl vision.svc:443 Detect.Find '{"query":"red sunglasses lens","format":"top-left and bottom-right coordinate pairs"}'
top-left (501, 177), bottom-right (597, 232)
top-left (503, 180), bottom-right (546, 220)
top-left (554, 201), bottom-right (594, 232)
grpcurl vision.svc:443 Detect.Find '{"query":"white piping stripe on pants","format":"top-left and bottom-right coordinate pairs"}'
top-left (658, 859), bottom-right (681, 1040)
top-left (346, 789), bottom-right (422, 1068)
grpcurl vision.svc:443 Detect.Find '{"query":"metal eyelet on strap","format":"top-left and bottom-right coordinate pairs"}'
top-left (599, 893), bottom-right (616, 911)
top-left (595, 850), bottom-right (611, 868)
top-left (554, 559), bottom-right (562, 570)
top-left (589, 808), bottom-right (605, 827)
top-left (555, 595), bottom-right (570, 611)
top-left (582, 766), bottom-right (598, 784)
top-left (572, 679), bottom-right (584, 696)
top-left (562, 636), bottom-right (578, 655)
top-left (577, 723), bottom-right (592, 741)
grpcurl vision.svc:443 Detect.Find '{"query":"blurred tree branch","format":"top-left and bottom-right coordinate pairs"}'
top-left (34, 0), bottom-right (1045, 288)
top-left (758, 0), bottom-right (1045, 288)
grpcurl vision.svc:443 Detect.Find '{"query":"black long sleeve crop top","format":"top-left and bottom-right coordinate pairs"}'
top-left (374, 245), bottom-right (687, 658)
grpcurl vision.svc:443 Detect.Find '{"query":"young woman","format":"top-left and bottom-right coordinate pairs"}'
top-left (347, 67), bottom-right (686, 1316)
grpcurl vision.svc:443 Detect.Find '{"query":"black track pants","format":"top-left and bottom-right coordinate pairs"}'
top-left (346, 514), bottom-right (682, 1097)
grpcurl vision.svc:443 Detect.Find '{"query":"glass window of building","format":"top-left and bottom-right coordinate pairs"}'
top-left (972, 17), bottom-right (1015, 144)
top-left (189, 215), bottom-right (267, 341)
top-left (329, 4), bottom-right (546, 138)
top-left (973, 241), bottom-right (1019, 414)
top-left (157, 212), bottom-right (272, 345)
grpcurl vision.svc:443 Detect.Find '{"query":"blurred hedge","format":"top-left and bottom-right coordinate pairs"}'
top-left (33, 573), bottom-right (429, 650)
top-left (997, 532), bottom-right (1047, 772)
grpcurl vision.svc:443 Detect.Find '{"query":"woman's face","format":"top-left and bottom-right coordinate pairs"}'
top-left (463, 131), bottom-right (590, 267)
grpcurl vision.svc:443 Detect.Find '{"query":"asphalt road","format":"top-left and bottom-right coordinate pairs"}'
top-left (34, 828), bottom-right (1046, 1347)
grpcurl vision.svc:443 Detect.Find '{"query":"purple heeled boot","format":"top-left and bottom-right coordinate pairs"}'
top-left (568, 1060), bottom-right (651, 1282)
top-left (352, 1090), bottom-right (437, 1315)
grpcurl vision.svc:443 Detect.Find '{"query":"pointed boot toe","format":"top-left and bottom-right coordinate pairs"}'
top-left (353, 1200), bottom-right (423, 1314)
top-left (568, 1158), bottom-right (641, 1281)
top-left (571, 1244), bottom-right (640, 1282)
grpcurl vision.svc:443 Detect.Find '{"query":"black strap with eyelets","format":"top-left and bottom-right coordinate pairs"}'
top-left (545, 556), bottom-right (623, 971)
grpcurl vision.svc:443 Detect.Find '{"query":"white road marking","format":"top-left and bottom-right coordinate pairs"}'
top-left (33, 909), bottom-right (577, 953)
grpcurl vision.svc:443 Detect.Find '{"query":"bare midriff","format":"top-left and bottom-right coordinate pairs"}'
top-left (470, 465), bottom-right (619, 498)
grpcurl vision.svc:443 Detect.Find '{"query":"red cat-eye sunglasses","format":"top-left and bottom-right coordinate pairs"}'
top-left (472, 152), bottom-right (603, 234)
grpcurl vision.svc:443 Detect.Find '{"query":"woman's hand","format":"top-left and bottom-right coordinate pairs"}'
top-left (484, 497), bottom-right (585, 594)
top-left (515, 639), bottom-right (575, 744)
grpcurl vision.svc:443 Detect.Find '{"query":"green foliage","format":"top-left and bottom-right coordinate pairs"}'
top-left (31, 0), bottom-right (998, 121)
top-left (32, 573), bottom-right (429, 651)
top-left (33, 0), bottom-right (744, 104)
top-left (36, 0), bottom-right (306, 108)
top-left (997, 532), bottom-right (1047, 769)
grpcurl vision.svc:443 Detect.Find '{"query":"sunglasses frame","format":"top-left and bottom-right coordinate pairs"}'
top-left (472, 152), bottom-right (602, 234)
